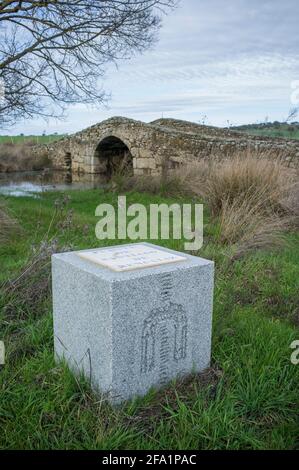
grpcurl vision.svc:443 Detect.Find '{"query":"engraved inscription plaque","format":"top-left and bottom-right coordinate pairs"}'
top-left (77, 244), bottom-right (186, 272)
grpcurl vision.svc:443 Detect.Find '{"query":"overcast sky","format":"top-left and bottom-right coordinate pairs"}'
top-left (8, 0), bottom-right (299, 135)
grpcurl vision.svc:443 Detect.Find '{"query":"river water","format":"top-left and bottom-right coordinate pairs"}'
top-left (0, 170), bottom-right (108, 197)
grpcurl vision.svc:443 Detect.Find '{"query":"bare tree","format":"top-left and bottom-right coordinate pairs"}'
top-left (285, 107), bottom-right (298, 123)
top-left (0, 0), bottom-right (176, 127)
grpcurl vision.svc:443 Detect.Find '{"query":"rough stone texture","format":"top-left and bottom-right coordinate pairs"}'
top-left (34, 117), bottom-right (299, 176)
top-left (52, 242), bottom-right (214, 403)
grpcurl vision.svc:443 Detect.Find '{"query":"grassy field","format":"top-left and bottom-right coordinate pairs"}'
top-left (0, 135), bottom-right (65, 145)
top-left (232, 123), bottom-right (299, 140)
top-left (0, 188), bottom-right (298, 450)
top-left (244, 128), bottom-right (299, 140)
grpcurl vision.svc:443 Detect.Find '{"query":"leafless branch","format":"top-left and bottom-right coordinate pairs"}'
top-left (0, 0), bottom-right (177, 127)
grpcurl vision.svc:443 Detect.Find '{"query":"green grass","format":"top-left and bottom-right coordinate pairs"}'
top-left (232, 124), bottom-right (299, 140)
top-left (0, 134), bottom-right (65, 144)
top-left (0, 189), bottom-right (298, 450)
top-left (244, 128), bottom-right (299, 140)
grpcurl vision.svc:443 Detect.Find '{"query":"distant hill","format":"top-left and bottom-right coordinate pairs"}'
top-left (231, 122), bottom-right (299, 140)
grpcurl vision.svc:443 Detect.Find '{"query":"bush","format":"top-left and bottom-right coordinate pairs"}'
top-left (106, 150), bottom-right (298, 258)
top-left (111, 163), bottom-right (200, 197)
top-left (188, 152), bottom-right (295, 217)
top-left (123, 151), bottom-right (298, 258)
top-left (0, 141), bottom-right (51, 172)
top-left (214, 194), bottom-right (292, 259)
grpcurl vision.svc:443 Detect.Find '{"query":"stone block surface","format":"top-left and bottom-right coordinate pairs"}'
top-left (52, 242), bottom-right (214, 403)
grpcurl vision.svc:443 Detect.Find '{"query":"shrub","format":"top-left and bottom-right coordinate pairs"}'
top-left (111, 163), bottom-right (200, 197)
top-left (189, 152), bottom-right (295, 217)
top-left (0, 141), bottom-right (51, 172)
top-left (134, 151), bottom-right (298, 257)
top-left (281, 182), bottom-right (299, 229)
top-left (108, 150), bottom-right (297, 257)
top-left (213, 194), bottom-right (291, 259)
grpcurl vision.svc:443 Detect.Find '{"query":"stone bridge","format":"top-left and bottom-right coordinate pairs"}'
top-left (39, 116), bottom-right (299, 177)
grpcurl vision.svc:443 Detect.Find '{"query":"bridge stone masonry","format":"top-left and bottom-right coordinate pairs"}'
top-left (36, 116), bottom-right (299, 177)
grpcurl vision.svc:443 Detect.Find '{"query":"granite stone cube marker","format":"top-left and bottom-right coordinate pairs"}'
top-left (52, 243), bottom-right (214, 403)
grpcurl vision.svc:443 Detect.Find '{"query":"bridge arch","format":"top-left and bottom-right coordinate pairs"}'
top-left (36, 116), bottom-right (299, 177)
top-left (93, 134), bottom-right (133, 178)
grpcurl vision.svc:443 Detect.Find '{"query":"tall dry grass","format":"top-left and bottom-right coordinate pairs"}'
top-left (182, 152), bottom-right (295, 215)
top-left (214, 195), bottom-right (293, 259)
top-left (121, 150), bottom-right (298, 258)
top-left (0, 141), bottom-right (51, 172)
top-left (280, 181), bottom-right (299, 229)
top-left (114, 162), bottom-right (197, 197)
top-left (178, 152), bottom-right (298, 257)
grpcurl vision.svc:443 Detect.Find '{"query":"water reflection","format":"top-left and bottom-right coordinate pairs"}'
top-left (0, 170), bottom-right (108, 197)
